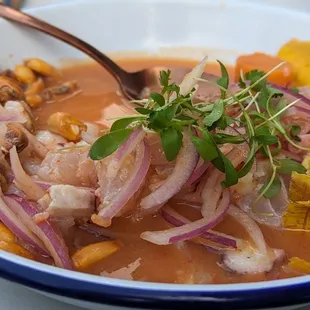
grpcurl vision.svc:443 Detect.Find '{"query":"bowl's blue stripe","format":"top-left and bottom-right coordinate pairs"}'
top-left (0, 257), bottom-right (309, 309)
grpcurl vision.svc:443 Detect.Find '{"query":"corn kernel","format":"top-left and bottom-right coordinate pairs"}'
top-left (25, 78), bottom-right (45, 96)
top-left (47, 112), bottom-right (87, 141)
top-left (25, 58), bottom-right (60, 77)
top-left (72, 241), bottom-right (120, 270)
top-left (288, 257), bottom-right (310, 274)
top-left (0, 223), bottom-right (15, 243)
top-left (0, 241), bottom-right (34, 259)
top-left (26, 94), bottom-right (43, 109)
top-left (14, 65), bottom-right (36, 84)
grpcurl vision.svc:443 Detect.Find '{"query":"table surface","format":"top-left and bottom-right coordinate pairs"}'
top-left (1, 0), bottom-right (310, 309)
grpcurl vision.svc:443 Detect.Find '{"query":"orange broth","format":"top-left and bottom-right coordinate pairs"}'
top-left (33, 58), bottom-right (308, 284)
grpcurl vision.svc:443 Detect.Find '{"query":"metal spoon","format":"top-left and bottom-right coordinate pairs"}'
top-left (0, 3), bottom-right (154, 100)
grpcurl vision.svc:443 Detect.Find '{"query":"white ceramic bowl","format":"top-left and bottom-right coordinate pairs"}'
top-left (1, 1), bottom-right (310, 309)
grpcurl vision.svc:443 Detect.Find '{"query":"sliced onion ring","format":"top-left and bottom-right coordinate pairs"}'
top-left (186, 159), bottom-right (209, 186)
top-left (0, 194), bottom-right (48, 256)
top-left (141, 190), bottom-right (230, 245)
top-left (140, 132), bottom-right (198, 211)
top-left (9, 146), bottom-right (46, 201)
top-left (107, 127), bottom-right (145, 179)
top-left (92, 140), bottom-right (151, 227)
top-left (162, 205), bottom-right (238, 248)
top-left (4, 194), bottom-right (73, 269)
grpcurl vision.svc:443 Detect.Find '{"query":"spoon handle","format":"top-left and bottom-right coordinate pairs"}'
top-left (0, 4), bottom-right (127, 82)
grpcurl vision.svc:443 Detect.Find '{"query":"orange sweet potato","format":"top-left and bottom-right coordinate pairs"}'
top-left (235, 52), bottom-right (295, 87)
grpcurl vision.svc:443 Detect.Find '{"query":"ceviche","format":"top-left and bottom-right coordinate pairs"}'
top-left (1, 39), bottom-right (310, 284)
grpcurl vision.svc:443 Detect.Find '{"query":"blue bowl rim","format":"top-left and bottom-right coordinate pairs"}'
top-left (0, 252), bottom-right (310, 309)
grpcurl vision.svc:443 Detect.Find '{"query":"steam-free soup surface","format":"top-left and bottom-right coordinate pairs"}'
top-left (33, 58), bottom-right (309, 284)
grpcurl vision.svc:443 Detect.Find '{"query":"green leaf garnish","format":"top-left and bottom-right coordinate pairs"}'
top-left (254, 126), bottom-right (279, 146)
top-left (150, 92), bottom-right (165, 107)
top-left (212, 133), bottom-right (245, 144)
top-left (217, 60), bottom-right (229, 98)
top-left (190, 129), bottom-right (218, 163)
top-left (161, 128), bottom-right (183, 162)
top-left (220, 152), bottom-right (239, 188)
top-left (276, 158), bottom-right (307, 175)
top-left (259, 174), bottom-right (282, 199)
top-left (216, 115), bottom-right (235, 130)
top-left (90, 58), bottom-right (308, 207)
top-left (203, 100), bottom-right (225, 127)
top-left (148, 105), bottom-right (178, 130)
top-left (245, 70), bottom-right (266, 91)
top-left (257, 86), bottom-right (282, 109)
top-left (110, 117), bottom-right (142, 132)
top-left (238, 76), bottom-right (246, 89)
top-left (159, 70), bottom-right (171, 88)
top-left (135, 107), bottom-right (152, 115)
top-left (254, 133), bottom-right (278, 146)
top-left (237, 140), bottom-right (256, 178)
top-left (90, 128), bottom-right (133, 160)
top-left (290, 124), bottom-right (301, 142)
top-left (291, 87), bottom-right (299, 94)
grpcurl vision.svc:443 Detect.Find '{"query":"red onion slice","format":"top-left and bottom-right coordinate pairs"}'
top-left (93, 140), bottom-right (150, 227)
top-left (4, 195), bottom-right (73, 269)
top-left (141, 189), bottom-right (230, 245)
top-left (186, 159), bottom-right (209, 186)
top-left (0, 195), bottom-right (48, 256)
top-left (34, 180), bottom-right (53, 190)
top-left (9, 147), bottom-right (46, 200)
top-left (140, 132), bottom-right (198, 211)
top-left (162, 205), bottom-right (238, 248)
top-left (114, 128), bottom-right (145, 162)
top-left (107, 127), bottom-right (145, 179)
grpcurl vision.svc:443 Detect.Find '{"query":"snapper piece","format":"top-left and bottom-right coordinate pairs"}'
top-left (44, 184), bottom-right (95, 218)
top-left (37, 147), bottom-right (97, 187)
top-left (222, 206), bottom-right (285, 274)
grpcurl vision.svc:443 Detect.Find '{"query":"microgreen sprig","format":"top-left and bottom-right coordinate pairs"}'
top-left (90, 58), bottom-right (309, 202)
